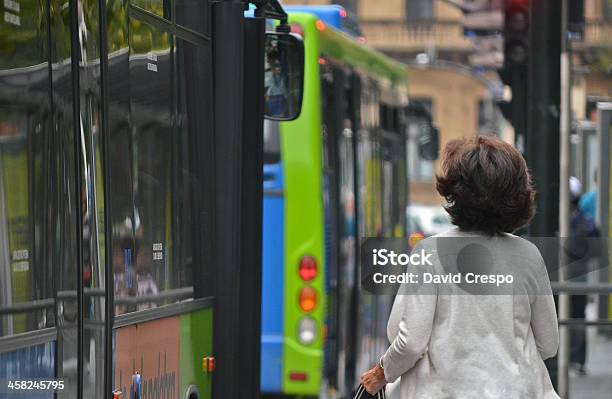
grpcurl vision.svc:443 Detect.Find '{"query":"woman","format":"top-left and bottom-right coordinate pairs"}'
top-left (361, 136), bottom-right (560, 398)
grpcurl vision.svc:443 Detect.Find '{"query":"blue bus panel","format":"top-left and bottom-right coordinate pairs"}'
top-left (260, 162), bottom-right (285, 392)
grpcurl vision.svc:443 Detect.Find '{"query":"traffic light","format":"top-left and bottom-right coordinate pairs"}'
top-left (499, 0), bottom-right (530, 152)
top-left (503, 0), bottom-right (530, 68)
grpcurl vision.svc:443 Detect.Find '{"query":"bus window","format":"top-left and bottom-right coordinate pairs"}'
top-left (382, 159), bottom-right (393, 237)
top-left (112, 19), bottom-right (213, 315)
top-left (0, 0), bottom-right (54, 340)
top-left (173, 36), bottom-right (213, 292)
top-left (0, 108), bottom-right (48, 337)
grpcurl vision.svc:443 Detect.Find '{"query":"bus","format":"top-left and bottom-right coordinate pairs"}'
top-left (0, 0), bottom-right (302, 398)
top-left (260, 10), bottom-right (417, 397)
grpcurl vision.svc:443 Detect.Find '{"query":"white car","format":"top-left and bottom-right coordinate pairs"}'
top-left (406, 204), bottom-right (453, 237)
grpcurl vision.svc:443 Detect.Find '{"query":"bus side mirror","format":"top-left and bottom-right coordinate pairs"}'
top-left (264, 32), bottom-right (304, 121)
top-left (418, 124), bottom-right (439, 161)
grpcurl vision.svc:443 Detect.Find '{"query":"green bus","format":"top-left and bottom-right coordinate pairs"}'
top-left (260, 10), bottom-right (414, 397)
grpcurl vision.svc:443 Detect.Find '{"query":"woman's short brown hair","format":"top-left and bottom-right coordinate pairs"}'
top-left (436, 135), bottom-right (535, 234)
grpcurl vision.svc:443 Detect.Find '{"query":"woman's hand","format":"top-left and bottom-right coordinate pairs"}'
top-left (360, 364), bottom-right (386, 395)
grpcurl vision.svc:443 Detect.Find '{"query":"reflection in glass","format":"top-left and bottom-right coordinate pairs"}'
top-left (0, 0), bottom-right (52, 340)
top-left (112, 21), bottom-right (209, 316)
top-left (0, 0), bottom-right (77, 396)
top-left (130, 0), bottom-right (169, 20)
top-left (176, 0), bottom-right (209, 35)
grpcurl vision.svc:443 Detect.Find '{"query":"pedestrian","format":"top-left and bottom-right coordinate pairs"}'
top-left (578, 170), bottom-right (597, 221)
top-left (360, 135), bottom-right (560, 398)
top-left (567, 176), bottom-right (599, 375)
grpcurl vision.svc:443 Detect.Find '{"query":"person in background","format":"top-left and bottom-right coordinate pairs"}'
top-left (578, 170), bottom-right (597, 222)
top-left (568, 176), bottom-right (599, 375)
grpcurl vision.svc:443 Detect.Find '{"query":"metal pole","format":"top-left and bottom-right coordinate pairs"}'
top-left (558, 0), bottom-right (571, 396)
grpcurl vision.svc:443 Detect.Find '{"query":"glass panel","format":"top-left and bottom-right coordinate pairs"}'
top-left (358, 83), bottom-right (382, 237)
top-left (114, 20), bottom-right (209, 315)
top-left (106, 0), bottom-right (136, 319)
top-left (381, 159), bottom-right (393, 237)
top-left (174, 36), bottom-right (212, 291)
top-left (337, 116), bottom-right (357, 383)
top-left (356, 81), bottom-right (377, 374)
top-left (380, 132), bottom-right (406, 238)
top-left (0, 0), bottom-right (51, 339)
top-left (112, 26), bottom-right (212, 396)
top-left (131, 0), bottom-right (170, 20)
top-left (0, 0), bottom-right (77, 397)
top-left (176, 0), bottom-right (209, 35)
top-left (118, 21), bottom-right (174, 314)
top-left (393, 147), bottom-right (406, 236)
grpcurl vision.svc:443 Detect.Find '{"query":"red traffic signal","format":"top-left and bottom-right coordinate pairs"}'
top-left (503, 0), bottom-right (530, 67)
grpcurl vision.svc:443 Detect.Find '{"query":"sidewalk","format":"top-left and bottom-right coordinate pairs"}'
top-left (568, 303), bottom-right (612, 399)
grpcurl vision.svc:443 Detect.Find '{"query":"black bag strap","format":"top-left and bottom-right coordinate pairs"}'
top-left (353, 384), bottom-right (365, 399)
top-left (353, 384), bottom-right (386, 399)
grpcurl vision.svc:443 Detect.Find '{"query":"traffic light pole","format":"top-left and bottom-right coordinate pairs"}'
top-left (525, 0), bottom-right (561, 239)
top-left (558, 0), bottom-right (572, 395)
top-left (525, 0), bottom-right (562, 391)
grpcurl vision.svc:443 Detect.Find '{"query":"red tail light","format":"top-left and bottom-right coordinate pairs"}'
top-left (298, 255), bottom-right (317, 281)
top-left (289, 372), bottom-right (308, 381)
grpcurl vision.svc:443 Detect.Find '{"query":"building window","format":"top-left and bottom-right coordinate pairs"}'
top-left (405, 0), bottom-right (434, 23)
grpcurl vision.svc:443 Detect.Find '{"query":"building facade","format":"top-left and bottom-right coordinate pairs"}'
top-left (282, 0), bottom-right (612, 206)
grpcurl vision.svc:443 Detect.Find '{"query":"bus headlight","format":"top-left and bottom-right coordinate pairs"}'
top-left (297, 317), bottom-right (317, 345)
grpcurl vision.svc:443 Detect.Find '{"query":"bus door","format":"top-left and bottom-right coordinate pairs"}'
top-left (321, 60), bottom-right (343, 390)
top-left (109, 2), bottom-right (215, 399)
top-left (0, 0), bottom-right (216, 397)
top-left (321, 61), bottom-right (362, 394)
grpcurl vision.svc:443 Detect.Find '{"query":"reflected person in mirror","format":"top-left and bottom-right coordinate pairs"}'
top-left (265, 58), bottom-right (289, 118)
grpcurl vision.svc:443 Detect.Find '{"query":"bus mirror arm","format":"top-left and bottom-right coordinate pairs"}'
top-left (250, 0), bottom-right (291, 32)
